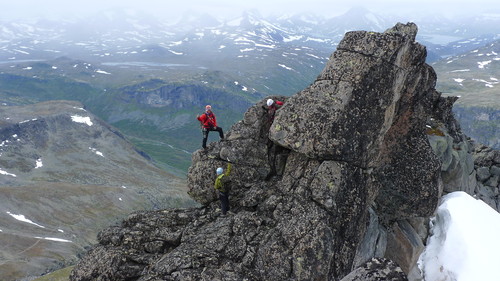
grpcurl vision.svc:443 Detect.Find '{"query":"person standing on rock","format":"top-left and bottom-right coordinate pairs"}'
top-left (197, 105), bottom-right (224, 149)
top-left (264, 98), bottom-right (284, 123)
top-left (214, 162), bottom-right (232, 215)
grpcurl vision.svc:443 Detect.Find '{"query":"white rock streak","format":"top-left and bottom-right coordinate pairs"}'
top-left (477, 60), bottom-right (492, 69)
top-left (35, 237), bottom-right (72, 243)
top-left (71, 115), bottom-right (93, 126)
top-left (6, 212), bottom-right (45, 228)
top-left (89, 147), bottom-right (104, 157)
top-left (0, 169), bottom-right (17, 177)
top-left (278, 64), bottom-right (293, 70)
top-left (95, 69), bottom-right (111, 75)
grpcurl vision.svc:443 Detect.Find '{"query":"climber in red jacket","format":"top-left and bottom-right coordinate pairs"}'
top-left (197, 105), bottom-right (224, 149)
top-left (265, 98), bottom-right (284, 123)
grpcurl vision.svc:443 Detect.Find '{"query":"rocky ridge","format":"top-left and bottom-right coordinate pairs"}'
top-left (70, 23), bottom-right (497, 281)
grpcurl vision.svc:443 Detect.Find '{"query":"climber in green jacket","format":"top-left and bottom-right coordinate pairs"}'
top-left (214, 162), bottom-right (232, 215)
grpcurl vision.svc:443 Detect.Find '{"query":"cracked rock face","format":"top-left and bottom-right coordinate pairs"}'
top-left (71, 23), bottom-right (445, 281)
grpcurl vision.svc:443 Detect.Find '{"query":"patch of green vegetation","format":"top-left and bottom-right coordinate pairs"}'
top-left (32, 266), bottom-right (73, 281)
top-left (128, 136), bottom-right (191, 174)
top-left (0, 73), bottom-right (101, 106)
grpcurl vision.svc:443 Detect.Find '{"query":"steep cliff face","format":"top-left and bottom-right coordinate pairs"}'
top-left (70, 23), bottom-right (453, 281)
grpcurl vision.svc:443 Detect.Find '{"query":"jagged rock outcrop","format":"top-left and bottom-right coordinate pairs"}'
top-left (71, 23), bottom-right (456, 281)
top-left (470, 143), bottom-right (500, 207)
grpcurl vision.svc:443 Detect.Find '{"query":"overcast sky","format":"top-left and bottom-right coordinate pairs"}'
top-left (2, 0), bottom-right (500, 21)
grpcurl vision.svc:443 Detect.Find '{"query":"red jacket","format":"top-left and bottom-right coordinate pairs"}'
top-left (273, 101), bottom-right (284, 107)
top-left (268, 101), bottom-right (284, 121)
top-left (197, 111), bottom-right (217, 128)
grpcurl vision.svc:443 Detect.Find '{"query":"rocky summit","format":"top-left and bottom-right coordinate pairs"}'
top-left (69, 22), bottom-right (490, 281)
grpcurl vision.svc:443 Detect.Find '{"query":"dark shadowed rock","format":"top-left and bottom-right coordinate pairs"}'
top-left (352, 207), bottom-right (387, 268)
top-left (384, 220), bottom-right (424, 275)
top-left (70, 23), bottom-right (450, 281)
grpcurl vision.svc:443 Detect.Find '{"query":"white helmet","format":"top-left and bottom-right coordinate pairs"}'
top-left (267, 99), bottom-right (274, 106)
top-left (216, 167), bottom-right (223, 175)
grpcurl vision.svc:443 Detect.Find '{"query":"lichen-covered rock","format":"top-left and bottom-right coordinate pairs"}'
top-left (71, 23), bottom-right (452, 281)
top-left (269, 23), bottom-right (428, 167)
top-left (269, 23), bottom-right (442, 222)
top-left (473, 143), bottom-right (500, 166)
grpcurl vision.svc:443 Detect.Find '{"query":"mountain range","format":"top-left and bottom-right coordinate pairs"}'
top-left (0, 100), bottom-right (195, 280)
top-left (432, 39), bottom-right (500, 148)
top-left (1, 7), bottom-right (499, 171)
top-left (0, 7), bottom-right (499, 279)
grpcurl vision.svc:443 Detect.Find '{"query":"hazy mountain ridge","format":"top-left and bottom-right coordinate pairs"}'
top-left (1, 7), bottom-right (499, 101)
top-left (2, 7), bottom-right (499, 66)
top-left (434, 38), bottom-right (500, 104)
top-left (0, 100), bottom-right (195, 280)
top-left (1, 7), bottom-right (500, 170)
top-left (432, 38), bottom-right (500, 149)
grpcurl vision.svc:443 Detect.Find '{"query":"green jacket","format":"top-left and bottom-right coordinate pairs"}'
top-left (214, 163), bottom-right (232, 192)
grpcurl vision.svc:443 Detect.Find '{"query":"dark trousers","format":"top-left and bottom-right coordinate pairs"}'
top-left (219, 191), bottom-right (230, 215)
top-left (202, 127), bottom-right (224, 148)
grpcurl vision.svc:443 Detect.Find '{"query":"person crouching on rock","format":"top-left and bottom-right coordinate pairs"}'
top-left (214, 163), bottom-right (232, 215)
top-left (197, 105), bottom-right (224, 149)
top-left (265, 98), bottom-right (284, 123)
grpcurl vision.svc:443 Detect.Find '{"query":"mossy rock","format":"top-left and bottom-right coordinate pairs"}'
top-left (425, 127), bottom-right (445, 137)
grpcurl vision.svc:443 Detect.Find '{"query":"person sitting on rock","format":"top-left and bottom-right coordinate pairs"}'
top-left (197, 105), bottom-right (224, 149)
top-left (264, 98), bottom-right (284, 123)
top-left (214, 162), bottom-right (232, 215)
